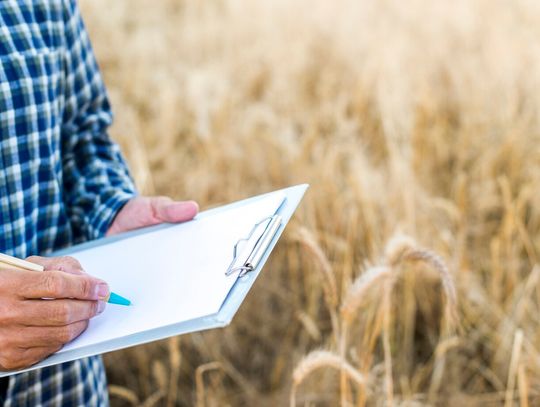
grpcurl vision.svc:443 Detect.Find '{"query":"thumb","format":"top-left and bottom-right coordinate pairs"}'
top-left (151, 197), bottom-right (199, 223)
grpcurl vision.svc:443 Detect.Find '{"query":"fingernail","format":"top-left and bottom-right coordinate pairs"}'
top-left (97, 301), bottom-right (106, 314)
top-left (96, 282), bottom-right (110, 300)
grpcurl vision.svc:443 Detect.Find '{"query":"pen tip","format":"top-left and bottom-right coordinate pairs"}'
top-left (107, 291), bottom-right (132, 306)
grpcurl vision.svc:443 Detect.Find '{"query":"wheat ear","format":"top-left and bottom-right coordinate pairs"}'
top-left (290, 350), bottom-right (365, 407)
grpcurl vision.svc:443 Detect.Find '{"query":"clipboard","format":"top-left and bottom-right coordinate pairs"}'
top-left (0, 184), bottom-right (308, 377)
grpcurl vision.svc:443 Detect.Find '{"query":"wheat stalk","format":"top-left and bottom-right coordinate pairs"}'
top-left (505, 329), bottom-right (524, 407)
top-left (167, 337), bottom-right (182, 407)
top-left (196, 362), bottom-right (223, 407)
top-left (141, 390), bottom-right (166, 407)
top-left (108, 385), bottom-right (139, 405)
top-left (292, 227), bottom-right (338, 308)
top-left (292, 227), bottom-right (340, 339)
top-left (291, 350), bottom-right (366, 407)
top-left (339, 265), bottom-right (394, 406)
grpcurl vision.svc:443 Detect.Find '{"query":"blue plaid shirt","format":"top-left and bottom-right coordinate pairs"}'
top-left (0, 0), bottom-right (136, 405)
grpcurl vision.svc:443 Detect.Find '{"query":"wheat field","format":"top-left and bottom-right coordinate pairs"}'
top-left (80, 0), bottom-right (540, 405)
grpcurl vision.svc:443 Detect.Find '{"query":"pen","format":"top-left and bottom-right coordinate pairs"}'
top-left (0, 253), bottom-right (131, 306)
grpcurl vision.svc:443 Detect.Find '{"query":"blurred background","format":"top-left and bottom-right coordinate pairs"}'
top-left (80, 0), bottom-right (540, 405)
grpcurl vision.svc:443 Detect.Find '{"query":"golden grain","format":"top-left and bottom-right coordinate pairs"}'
top-left (76, 0), bottom-right (540, 404)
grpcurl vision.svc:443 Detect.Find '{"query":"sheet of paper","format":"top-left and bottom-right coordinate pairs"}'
top-left (60, 192), bottom-right (286, 353)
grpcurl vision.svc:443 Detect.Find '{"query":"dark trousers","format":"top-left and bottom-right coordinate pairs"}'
top-left (0, 378), bottom-right (8, 404)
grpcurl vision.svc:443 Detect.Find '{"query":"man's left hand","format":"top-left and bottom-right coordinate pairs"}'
top-left (107, 196), bottom-right (199, 236)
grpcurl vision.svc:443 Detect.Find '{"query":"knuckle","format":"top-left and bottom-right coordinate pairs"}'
top-left (0, 302), bottom-right (18, 325)
top-left (70, 322), bottom-right (85, 341)
top-left (60, 323), bottom-right (85, 343)
top-left (54, 256), bottom-right (82, 273)
top-left (79, 278), bottom-right (93, 298)
top-left (50, 257), bottom-right (66, 271)
top-left (68, 322), bottom-right (87, 343)
top-left (49, 303), bottom-right (70, 325)
top-left (56, 326), bottom-right (73, 343)
top-left (0, 333), bottom-right (13, 349)
top-left (42, 272), bottom-right (63, 294)
top-left (64, 256), bottom-right (82, 270)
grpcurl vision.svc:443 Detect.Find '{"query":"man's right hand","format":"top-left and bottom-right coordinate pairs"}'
top-left (0, 256), bottom-right (108, 371)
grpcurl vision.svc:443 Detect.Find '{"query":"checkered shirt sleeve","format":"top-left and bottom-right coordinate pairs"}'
top-left (60, 0), bottom-right (136, 241)
top-left (0, 0), bottom-right (137, 405)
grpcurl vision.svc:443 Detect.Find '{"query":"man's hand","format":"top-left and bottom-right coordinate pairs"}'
top-left (0, 256), bottom-right (108, 371)
top-left (107, 196), bottom-right (199, 235)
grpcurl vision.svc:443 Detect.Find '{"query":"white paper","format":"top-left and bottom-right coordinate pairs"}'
top-left (59, 192), bottom-right (286, 353)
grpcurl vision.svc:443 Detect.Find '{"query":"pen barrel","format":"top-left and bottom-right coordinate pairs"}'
top-left (0, 262), bottom-right (32, 272)
top-left (0, 253), bottom-right (45, 272)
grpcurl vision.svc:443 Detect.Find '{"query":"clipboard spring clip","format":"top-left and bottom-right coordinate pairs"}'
top-left (225, 214), bottom-right (282, 278)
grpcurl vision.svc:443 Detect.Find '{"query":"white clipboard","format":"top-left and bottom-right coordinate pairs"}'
top-left (0, 184), bottom-right (308, 377)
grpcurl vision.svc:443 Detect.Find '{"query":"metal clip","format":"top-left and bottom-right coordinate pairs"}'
top-left (225, 214), bottom-right (282, 277)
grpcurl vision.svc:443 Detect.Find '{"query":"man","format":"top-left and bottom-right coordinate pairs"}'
top-left (0, 0), bottom-right (198, 404)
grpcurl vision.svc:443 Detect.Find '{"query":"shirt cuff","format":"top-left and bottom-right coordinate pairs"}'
top-left (87, 189), bottom-right (136, 240)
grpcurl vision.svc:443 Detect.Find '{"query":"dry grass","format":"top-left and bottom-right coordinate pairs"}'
top-left (79, 0), bottom-right (540, 405)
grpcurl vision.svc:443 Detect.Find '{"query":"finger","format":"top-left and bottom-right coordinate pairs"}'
top-left (26, 255), bottom-right (85, 275)
top-left (0, 345), bottom-right (61, 371)
top-left (18, 299), bottom-right (105, 326)
top-left (152, 197), bottom-right (199, 223)
top-left (20, 345), bottom-right (63, 364)
top-left (16, 320), bottom-right (89, 347)
top-left (18, 270), bottom-right (109, 301)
